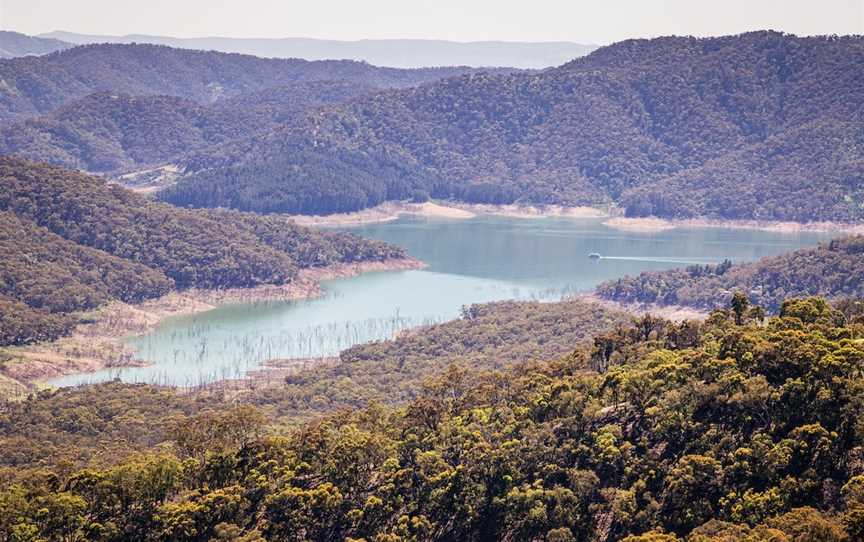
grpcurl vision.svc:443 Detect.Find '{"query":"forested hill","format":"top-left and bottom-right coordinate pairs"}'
top-left (0, 82), bottom-right (376, 173)
top-left (161, 32), bottom-right (864, 221)
top-left (0, 43), bottom-right (498, 122)
top-left (0, 157), bottom-right (405, 346)
top-left (3, 296), bottom-right (864, 540)
top-left (596, 235), bottom-right (864, 312)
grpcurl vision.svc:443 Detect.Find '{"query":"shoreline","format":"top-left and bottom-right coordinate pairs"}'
top-left (602, 216), bottom-right (864, 234)
top-left (0, 258), bottom-right (424, 395)
top-left (288, 200), bottom-right (611, 227)
top-left (289, 200), bottom-right (864, 235)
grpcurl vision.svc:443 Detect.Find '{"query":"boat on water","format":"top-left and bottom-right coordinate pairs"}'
top-left (588, 252), bottom-right (602, 259)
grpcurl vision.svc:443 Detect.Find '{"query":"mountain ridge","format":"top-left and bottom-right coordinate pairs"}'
top-left (0, 42), bottom-right (506, 123)
top-left (160, 31), bottom-right (864, 221)
top-left (40, 30), bottom-right (596, 68)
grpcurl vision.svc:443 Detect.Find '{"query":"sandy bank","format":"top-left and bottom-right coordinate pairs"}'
top-left (451, 203), bottom-right (608, 220)
top-left (604, 216), bottom-right (864, 234)
top-left (0, 258), bottom-right (423, 396)
top-left (287, 201), bottom-right (475, 227)
top-left (290, 200), bottom-right (609, 227)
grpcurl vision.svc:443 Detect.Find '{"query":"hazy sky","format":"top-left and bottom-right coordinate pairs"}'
top-left (1, 0), bottom-right (862, 44)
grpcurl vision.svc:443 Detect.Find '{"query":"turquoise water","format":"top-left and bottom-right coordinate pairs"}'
top-left (48, 215), bottom-right (833, 387)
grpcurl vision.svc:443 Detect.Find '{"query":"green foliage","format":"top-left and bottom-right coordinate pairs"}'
top-left (1, 296), bottom-right (862, 540)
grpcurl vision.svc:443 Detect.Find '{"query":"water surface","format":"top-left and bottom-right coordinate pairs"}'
top-left (49, 215), bottom-right (832, 387)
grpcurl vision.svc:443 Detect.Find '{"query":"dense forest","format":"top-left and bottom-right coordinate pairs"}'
top-left (159, 32), bottom-right (864, 220)
top-left (0, 82), bottom-right (379, 174)
top-left (2, 296), bottom-right (864, 540)
top-left (0, 43), bottom-right (496, 123)
top-left (596, 235), bottom-right (864, 312)
top-left (0, 157), bottom-right (405, 346)
top-left (0, 34), bottom-right (860, 221)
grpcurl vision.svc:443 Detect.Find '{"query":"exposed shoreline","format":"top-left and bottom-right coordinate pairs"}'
top-left (0, 258), bottom-right (424, 395)
top-left (288, 200), bottom-right (610, 227)
top-left (289, 200), bottom-right (864, 235)
top-left (602, 216), bottom-right (864, 234)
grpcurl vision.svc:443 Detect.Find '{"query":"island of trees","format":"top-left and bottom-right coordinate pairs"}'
top-left (595, 236), bottom-right (864, 313)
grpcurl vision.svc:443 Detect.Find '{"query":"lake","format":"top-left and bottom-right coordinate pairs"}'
top-left (48, 215), bottom-right (833, 387)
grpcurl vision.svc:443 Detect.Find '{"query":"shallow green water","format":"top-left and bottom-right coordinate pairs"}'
top-left (48, 215), bottom-right (833, 387)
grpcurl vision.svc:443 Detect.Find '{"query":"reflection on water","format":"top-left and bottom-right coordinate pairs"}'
top-left (48, 215), bottom-right (833, 387)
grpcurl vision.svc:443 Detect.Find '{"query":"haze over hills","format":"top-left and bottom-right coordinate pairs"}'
top-left (0, 30), bottom-right (71, 58)
top-left (160, 31), bottom-right (864, 222)
top-left (0, 43), bottom-right (502, 123)
top-left (41, 30), bottom-right (597, 68)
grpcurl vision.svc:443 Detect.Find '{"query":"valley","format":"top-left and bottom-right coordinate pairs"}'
top-left (1, 11), bottom-right (864, 540)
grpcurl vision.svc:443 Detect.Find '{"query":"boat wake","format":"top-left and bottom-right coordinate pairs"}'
top-left (598, 256), bottom-right (719, 265)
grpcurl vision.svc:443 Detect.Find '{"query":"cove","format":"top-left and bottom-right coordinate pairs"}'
top-left (48, 215), bottom-right (834, 387)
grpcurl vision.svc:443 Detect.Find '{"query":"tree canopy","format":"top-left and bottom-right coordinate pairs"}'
top-left (2, 296), bottom-right (864, 540)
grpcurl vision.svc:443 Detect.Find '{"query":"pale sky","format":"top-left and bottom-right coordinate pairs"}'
top-left (1, 0), bottom-right (862, 44)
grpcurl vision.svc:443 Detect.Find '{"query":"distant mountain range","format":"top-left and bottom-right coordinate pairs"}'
top-left (160, 32), bottom-right (864, 222)
top-left (0, 43), bottom-right (501, 123)
top-left (0, 32), bottom-right (861, 223)
top-left (0, 31), bottom-right (71, 58)
top-left (41, 31), bottom-right (596, 69)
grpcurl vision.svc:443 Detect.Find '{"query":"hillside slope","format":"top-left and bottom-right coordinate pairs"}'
top-left (0, 43), bottom-right (497, 123)
top-left (0, 157), bottom-right (405, 345)
top-left (0, 82), bottom-right (375, 173)
top-left (250, 299), bottom-right (631, 420)
top-left (0, 31), bottom-right (70, 58)
top-left (160, 32), bottom-right (864, 221)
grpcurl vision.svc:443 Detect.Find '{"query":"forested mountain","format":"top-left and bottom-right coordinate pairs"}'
top-left (160, 32), bottom-right (864, 221)
top-left (0, 157), bottom-right (405, 345)
top-left (596, 235), bottom-right (864, 312)
top-left (43, 30), bottom-right (596, 69)
top-left (0, 43), bottom-right (496, 123)
top-left (3, 296), bottom-right (864, 540)
top-left (0, 82), bottom-right (375, 173)
top-left (0, 31), bottom-right (71, 58)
